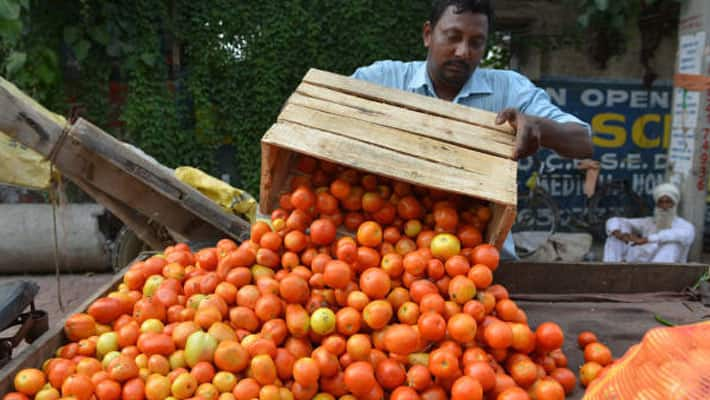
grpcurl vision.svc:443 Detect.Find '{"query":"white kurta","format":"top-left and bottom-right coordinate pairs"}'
top-left (603, 216), bottom-right (696, 263)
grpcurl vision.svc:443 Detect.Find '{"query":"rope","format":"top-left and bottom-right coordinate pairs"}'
top-left (48, 164), bottom-right (65, 312)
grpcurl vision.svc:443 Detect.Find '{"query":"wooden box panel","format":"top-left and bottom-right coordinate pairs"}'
top-left (260, 69), bottom-right (517, 249)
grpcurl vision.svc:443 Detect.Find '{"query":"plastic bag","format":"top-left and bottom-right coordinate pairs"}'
top-left (0, 79), bottom-right (67, 190)
top-left (174, 166), bottom-right (257, 224)
top-left (0, 131), bottom-right (51, 190)
top-left (583, 320), bottom-right (710, 399)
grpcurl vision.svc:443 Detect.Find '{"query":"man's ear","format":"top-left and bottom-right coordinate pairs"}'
top-left (423, 21), bottom-right (432, 48)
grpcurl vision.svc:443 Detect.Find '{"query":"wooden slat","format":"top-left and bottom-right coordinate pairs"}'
top-left (262, 122), bottom-right (517, 206)
top-left (495, 261), bottom-right (708, 294)
top-left (277, 104), bottom-right (516, 194)
top-left (0, 77), bottom-right (66, 156)
top-left (259, 143), bottom-right (295, 214)
top-left (302, 68), bottom-right (515, 136)
top-left (291, 84), bottom-right (515, 159)
top-left (66, 119), bottom-right (252, 243)
top-left (487, 204), bottom-right (516, 248)
top-left (70, 176), bottom-right (166, 250)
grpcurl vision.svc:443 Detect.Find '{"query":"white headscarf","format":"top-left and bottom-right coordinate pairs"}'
top-left (652, 183), bottom-right (680, 204)
top-left (653, 183), bottom-right (679, 230)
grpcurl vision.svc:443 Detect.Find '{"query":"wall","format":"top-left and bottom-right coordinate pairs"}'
top-left (496, 0), bottom-right (678, 82)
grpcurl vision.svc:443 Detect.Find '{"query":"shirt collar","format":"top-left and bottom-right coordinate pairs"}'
top-left (408, 61), bottom-right (493, 99)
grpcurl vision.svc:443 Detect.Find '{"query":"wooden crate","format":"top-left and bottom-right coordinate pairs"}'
top-left (260, 69), bottom-right (518, 248)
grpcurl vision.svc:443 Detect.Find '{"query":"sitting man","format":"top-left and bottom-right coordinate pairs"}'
top-left (603, 182), bottom-right (695, 263)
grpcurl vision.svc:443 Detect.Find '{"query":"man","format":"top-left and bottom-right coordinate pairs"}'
top-left (603, 183), bottom-right (695, 263)
top-left (351, 0), bottom-right (593, 259)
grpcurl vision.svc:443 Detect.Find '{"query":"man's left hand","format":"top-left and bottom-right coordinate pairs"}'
top-left (629, 235), bottom-right (649, 246)
top-left (496, 108), bottom-right (543, 161)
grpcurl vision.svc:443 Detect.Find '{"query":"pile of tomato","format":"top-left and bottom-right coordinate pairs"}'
top-left (5, 156), bottom-right (594, 400)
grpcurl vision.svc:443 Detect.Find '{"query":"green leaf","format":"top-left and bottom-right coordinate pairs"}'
top-left (577, 13), bottom-right (590, 28)
top-left (18, 0), bottom-right (27, 9)
top-left (140, 52), bottom-right (156, 66)
top-left (35, 62), bottom-right (56, 84)
top-left (611, 14), bottom-right (624, 30)
top-left (594, 0), bottom-right (609, 10)
top-left (106, 41), bottom-right (121, 57)
top-left (73, 39), bottom-right (91, 61)
top-left (0, 17), bottom-right (21, 41)
top-left (0, 0), bottom-right (20, 20)
top-left (63, 26), bottom-right (80, 44)
top-left (5, 50), bottom-right (26, 75)
top-left (88, 26), bottom-right (110, 45)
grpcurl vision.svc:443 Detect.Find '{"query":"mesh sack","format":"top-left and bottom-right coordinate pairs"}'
top-left (583, 320), bottom-right (710, 399)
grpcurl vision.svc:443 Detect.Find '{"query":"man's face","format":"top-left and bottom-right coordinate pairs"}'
top-left (656, 196), bottom-right (675, 211)
top-left (423, 6), bottom-right (488, 90)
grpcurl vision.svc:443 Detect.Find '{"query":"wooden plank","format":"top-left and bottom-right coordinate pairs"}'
top-left (70, 176), bottom-right (166, 250)
top-left (302, 68), bottom-right (515, 136)
top-left (0, 77), bottom-right (66, 156)
top-left (487, 204), bottom-right (517, 248)
top-left (51, 138), bottom-right (224, 242)
top-left (291, 84), bottom-right (515, 159)
top-left (67, 119), bottom-right (252, 242)
top-left (259, 142), bottom-right (296, 215)
top-left (0, 254), bottom-right (151, 395)
top-left (262, 122), bottom-right (517, 206)
top-left (259, 141), bottom-right (290, 214)
top-left (277, 104), bottom-right (516, 197)
top-left (494, 261), bottom-right (708, 294)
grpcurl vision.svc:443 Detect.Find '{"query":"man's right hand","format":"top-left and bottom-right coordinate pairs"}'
top-left (612, 230), bottom-right (630, 242)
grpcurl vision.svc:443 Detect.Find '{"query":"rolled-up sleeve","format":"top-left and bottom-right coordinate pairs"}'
top-left (513, 73), bottom-right (591, 135)
top-left (647, 220), bottom-right (695, 246)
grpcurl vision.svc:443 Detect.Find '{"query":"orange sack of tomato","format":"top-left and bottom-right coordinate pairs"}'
top-left (583, 320), bottom-right (710, 400)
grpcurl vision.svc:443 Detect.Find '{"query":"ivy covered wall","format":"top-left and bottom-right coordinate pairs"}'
top-left (1, 1), bottom-right (437, 194)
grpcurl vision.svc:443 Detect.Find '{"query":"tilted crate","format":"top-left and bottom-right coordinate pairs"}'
top-left (260, 69), bottom-right (517, 248)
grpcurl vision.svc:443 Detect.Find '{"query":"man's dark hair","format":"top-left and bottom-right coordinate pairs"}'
top-left (429, 0), bottom-right (494, 30)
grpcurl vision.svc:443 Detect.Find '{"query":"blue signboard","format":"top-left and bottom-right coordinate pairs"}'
top-left (518, 78), bottom-right (673, 230)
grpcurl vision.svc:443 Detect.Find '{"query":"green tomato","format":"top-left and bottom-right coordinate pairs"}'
top-left (184, 331), bottom-right (218, 367)
top-left (310, 307), bottom-right (336, 335)
top-left (96, 331), bottom-right (118, 359)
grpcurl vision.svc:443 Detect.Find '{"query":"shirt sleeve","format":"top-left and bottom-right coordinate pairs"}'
top-left (511, 72), bottom-right (591, 135)
top-left (647, 219), bottom-right (696, 245)
top-left (606, 217), bottom-right (652, 235)
top-left (350, 60), bottom-right (405, 89)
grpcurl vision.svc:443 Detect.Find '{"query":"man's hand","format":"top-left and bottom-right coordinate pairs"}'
top-left (629, 235), bottom-right (649, 246)
top-left (495, 108), bottom-right (593, 160)
top-left (612, 230), bottom-right (631, 243)
top-left (495, 108), bottom-right (542, 161)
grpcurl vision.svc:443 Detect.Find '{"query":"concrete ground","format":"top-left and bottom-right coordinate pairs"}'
top-left (0, 272), bottom-right (115, 356)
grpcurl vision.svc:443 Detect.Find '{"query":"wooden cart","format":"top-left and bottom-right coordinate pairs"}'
top-left (0, 78), bottom-right (251, 249)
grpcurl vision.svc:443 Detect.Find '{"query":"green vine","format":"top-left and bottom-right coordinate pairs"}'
top-left (2, 1), bottom-right (582, 196)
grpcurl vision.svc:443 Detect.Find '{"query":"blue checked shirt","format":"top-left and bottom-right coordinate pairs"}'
top-left (352, 60), bottom-right (589, 128)
top-left (351, 60), bottom-right (591, 260)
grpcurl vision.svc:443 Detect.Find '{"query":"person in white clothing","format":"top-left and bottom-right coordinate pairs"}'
top-left (603, 182), bottom-right (695, 263)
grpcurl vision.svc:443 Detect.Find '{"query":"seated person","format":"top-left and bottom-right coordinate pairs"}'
top-left (603, 182), bottom-right (695, 263)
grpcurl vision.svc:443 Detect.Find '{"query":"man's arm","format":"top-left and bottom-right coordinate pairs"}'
top-left (647, 220), bottom-right (696, 246)
top-left (495, 72), bottom-right (593, 160)
top-left (496, 109), bottom-right (593, 160)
